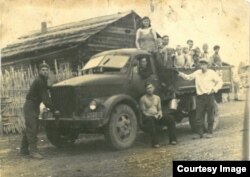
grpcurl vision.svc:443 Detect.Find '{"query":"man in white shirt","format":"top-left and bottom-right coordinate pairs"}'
top-left (178, 58), bottom-right (223, 139)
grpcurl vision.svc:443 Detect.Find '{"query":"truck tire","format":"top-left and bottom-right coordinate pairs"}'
top-left (104, 104), bottom-right (137, 150)
top-left (45, 121), bottom-right (79, 148)
top-left (188, 101), bottom-right (220, 132)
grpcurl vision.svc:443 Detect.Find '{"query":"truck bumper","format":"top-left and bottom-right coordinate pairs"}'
top-left (39, 111), bottom-right (106, 128)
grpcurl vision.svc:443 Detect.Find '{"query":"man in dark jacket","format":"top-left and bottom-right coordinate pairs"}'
top-left (20, 63), bottom-right (56, 159)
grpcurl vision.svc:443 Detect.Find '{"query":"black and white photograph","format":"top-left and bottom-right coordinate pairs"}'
top-left (0, 0), bottom-right (249, 176)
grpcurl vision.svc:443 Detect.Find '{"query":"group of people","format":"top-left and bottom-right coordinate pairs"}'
top-left (19, 16), bottom-right (224, 158)
top-left (135, 16), bottom-right (224, 69)
top-left (139, 61), bottom-right (223, 148)
top-left (137, 16), bottom-right (223, 148)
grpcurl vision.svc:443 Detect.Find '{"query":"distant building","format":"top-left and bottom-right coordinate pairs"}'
top-left (1, 11), bottom-right (142, 72)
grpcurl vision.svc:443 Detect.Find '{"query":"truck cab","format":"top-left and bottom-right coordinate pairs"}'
top-left (41, 48), bottom-right (232, 150)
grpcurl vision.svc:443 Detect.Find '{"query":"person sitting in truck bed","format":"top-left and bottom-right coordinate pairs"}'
top-left (187, 39), bottom-right (194, 57)
top-left (160, 35), bottom-right (175, 68)
top-left (210, 45), bottom-right (222, 67)
top-left (157, 37), bottom-right (164, 51)
top-left (201, 43), bottom-right (210, 60)
top-left (182, 46), bottom-right (193, 68)
top-left (174, 45), bottom-right (186, 68)
top-left (192, 47), bottom-right (201, 67)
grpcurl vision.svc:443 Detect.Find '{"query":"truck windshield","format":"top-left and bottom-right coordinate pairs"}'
top-left (83, 55), bottom-right (130, 74)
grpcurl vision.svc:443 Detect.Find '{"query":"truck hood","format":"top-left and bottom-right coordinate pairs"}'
top-left (53, 74), bottom-right (127, 87)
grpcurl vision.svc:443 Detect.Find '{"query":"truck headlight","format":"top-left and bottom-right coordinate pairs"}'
top-left (89, 100), bottom-right (97, 110)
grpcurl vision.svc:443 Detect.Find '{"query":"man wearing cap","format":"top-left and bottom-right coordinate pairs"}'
top-left (20, 63), bottom-right (56, 159)
top-left (178, 58), bottom-right (223, 139)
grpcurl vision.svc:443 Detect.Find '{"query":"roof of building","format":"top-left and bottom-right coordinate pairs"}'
top-left (1, 10), bottom-right (140, 58)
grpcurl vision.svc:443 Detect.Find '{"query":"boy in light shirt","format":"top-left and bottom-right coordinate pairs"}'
top-left (174, 45), bottom-right (186, 68)
top-left (182, 46), bottom-right (193, 68)
top-left (201, 43), bottom-right (210, 60)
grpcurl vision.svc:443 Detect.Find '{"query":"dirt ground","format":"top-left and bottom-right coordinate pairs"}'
top-left (0, 101), bottom-right (246, 177)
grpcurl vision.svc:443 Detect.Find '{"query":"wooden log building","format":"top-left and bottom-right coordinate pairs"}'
top-left (1, 11), bottom-right (142, 72)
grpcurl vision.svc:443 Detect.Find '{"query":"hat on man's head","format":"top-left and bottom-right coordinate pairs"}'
top-left (199, 58), bottom-right (209, 64)
top-left (39, 61), bottom-right (50, 70)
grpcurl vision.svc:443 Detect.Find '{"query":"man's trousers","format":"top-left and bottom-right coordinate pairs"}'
top-left (20, 100), bottom-right (40, 153)
top-left (195, 94), bottom-right (215, 136)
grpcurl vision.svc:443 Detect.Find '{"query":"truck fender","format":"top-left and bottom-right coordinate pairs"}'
top-left (102, 94), bottom-right (142, 126)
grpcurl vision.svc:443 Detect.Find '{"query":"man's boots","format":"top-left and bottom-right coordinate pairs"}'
top-left (192, 127), bottom-right (203, 139)
top-left (29, 144), bottom-right (43, 159)
top-left (204, 126), bottom-right (213, 138)
top-left (20, 136), bottom-right (30, 156)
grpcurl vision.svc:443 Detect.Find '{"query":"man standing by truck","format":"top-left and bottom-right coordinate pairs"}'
top-left (178, 59), bottom-right (223, 139)
top-left (20, 63), bottom-right (56, 159)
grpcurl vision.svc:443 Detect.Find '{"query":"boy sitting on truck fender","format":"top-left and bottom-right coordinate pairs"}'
top-left (140, 82), bottom-right (162, 148)
top-left (140, 82), bottom-right (178, 147)
top-left (178, 58), bottom-right (223, 139)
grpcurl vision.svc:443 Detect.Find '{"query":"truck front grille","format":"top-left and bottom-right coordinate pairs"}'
top-left (51, 86), bottom-right (75, 117)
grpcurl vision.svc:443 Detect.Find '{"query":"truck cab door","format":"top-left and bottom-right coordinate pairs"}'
top-left (148, 55), bottom-right (161, 95)
top-left (130, 54), bottom-right (161, 100)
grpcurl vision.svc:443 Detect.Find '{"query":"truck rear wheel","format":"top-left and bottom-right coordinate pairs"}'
top-left (45, 121), bottom-right (79, 148)
top-left (188, 101), bottom-right (220, 132)
top-left (104, 104), bottom-right (137, 150)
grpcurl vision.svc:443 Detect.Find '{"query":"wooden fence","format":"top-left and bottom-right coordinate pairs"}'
top-left (0, 63), bottom-right (76, 135)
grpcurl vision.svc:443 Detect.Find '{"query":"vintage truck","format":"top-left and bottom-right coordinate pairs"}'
top-left (41, 48), bottom-right (233, 150)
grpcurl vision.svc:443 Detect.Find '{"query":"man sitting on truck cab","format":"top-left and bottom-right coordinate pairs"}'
top-left (178, 58), bottom-right (223, 139)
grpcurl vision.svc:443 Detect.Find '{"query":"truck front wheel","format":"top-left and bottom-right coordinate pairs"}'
top-left (104, 104), bottom-right (137, 150)
top-left (45, 121), bottom-right (79, 148)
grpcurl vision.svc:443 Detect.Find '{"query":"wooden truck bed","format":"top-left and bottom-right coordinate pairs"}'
top-left (175, 66), bottom-right (233, 94)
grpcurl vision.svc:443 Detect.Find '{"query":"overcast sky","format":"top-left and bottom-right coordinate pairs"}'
top-left (0, 0), bottom-right (249, 66)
